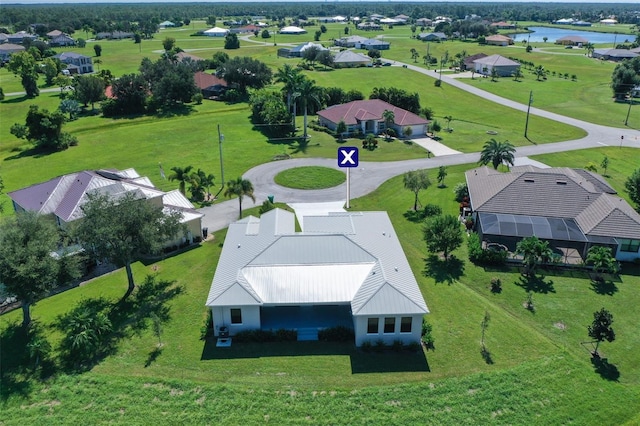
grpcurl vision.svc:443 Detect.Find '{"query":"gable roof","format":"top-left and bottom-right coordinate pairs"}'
top-left (206, 209), bottom-right (428, 316)
top-left (333, 50), bottom-right (371, 64)
top-left (473, 54), bottom-right (519, 67)
top-left (8, 169), bottom-right (201, 225)
top-left (317, 99), bottom-right (428, 127)
top-left (466, 166), bottom-right (640, 240)
top-left (55, 52), bottom-right (91, 61)
top-left (557, 35), bottom-right (589, 43)
top-left (290, 42), bottom-right (327, 53)
top-left (194, 71), bottom-right (227, 90)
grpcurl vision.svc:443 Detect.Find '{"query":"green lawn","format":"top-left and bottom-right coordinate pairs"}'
top-left (274, 166), bottom-right (346, 189)
top-left (3, 162), bottom-right (640, 423)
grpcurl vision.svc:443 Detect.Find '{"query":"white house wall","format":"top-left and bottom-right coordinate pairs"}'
top-left (353, 314), bottom-right (422, 346)
top-left (212, 305), bottom-right (261, 336)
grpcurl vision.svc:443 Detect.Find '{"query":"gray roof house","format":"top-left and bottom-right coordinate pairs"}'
top-left (417, 32), bottom-right (447, 42)
top-left (0, 43), bottom-right (26, 62)
top-left (54, 52), bottom-right (93, 74)
top-left (466, 166), bottom-right (640, 262)
top-left (334, 35), bottom-right (369, 48)
top-left (356, 38), bottom-right (390, 50)
top-left (8, 168), bottom-right (203, 246)
top-left (206, 208), bottom-right (429, 346)
top-left (473, 54), bottom-right (520, 77)
top-left (333, 50), bottom-right (371, 67)
top-left (593, 48), bottom-right (639, 61)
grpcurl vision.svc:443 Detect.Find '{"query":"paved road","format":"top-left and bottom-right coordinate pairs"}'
top-left (203, 61), bottom-right (639, 232)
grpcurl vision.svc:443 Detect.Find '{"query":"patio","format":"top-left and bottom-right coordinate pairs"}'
top-left (261, 305), bottom-right (353, 341)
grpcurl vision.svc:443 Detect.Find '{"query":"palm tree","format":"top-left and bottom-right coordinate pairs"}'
top-left (515, 236), bottom-right (553, 277)
top-left (584, 42), bottom-right (595, 57)
top-left (297, 77), bottom-right (324, 140)
top-left (512, 68), bottom-right (524, 82)
top-left (479, 139), bottom-right (516, 170)
top-left (382, 109), bottom-right (395, 138)
top-left (224, 177), bottom-right (256, 219)
top-left (410, 48), bottom-right (419, 63)
top-left (437, 166), bottom-right (447, 187)
top-left (336, 120), bottom-right (347, 141)
top-left (168, 166), bottom-right (193, 195)
top-left (443, 115), bottom-right (453, 132)
top-left (274, 64), bottom-right (304, 122)
top-left (195, 169), bottom-right (215, 200)
top-left (534, 65), bottom-right (545, 81)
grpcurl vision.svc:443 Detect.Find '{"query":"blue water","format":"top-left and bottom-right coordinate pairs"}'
top-left (509, 27), bottom-right (634, 45)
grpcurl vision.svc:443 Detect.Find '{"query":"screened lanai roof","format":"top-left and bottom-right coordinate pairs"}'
top-left (479, 213), bottom-right (587, 242)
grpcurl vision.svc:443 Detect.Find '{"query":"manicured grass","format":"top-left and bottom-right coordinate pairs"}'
top-left (3, 162), bottom-right (640, 422)
top-left (274, 166), bottom-right (345, 189)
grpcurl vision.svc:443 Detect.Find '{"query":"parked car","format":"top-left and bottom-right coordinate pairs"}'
top-left (382, 62), bottom-right (392, 66)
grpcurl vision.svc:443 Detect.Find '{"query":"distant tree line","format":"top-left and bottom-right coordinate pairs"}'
top-left (2, 3), bottom-right (639, 35)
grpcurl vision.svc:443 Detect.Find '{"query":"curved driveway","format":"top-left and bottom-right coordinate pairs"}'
top-left (200, 60), bottom-right (640, 232)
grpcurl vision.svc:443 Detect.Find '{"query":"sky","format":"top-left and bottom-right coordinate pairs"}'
top-left (5, 0), bottom-right (640, 4)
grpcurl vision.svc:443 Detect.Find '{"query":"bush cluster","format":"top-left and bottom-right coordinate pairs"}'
top-left (233, 328), bottom-right (297, 343)
top-left (318, 326), bottom-right (354, 342)
top-left (421, 319), bottom-right (435, 350)
top-left (360, 339), bottom-right (421, 353)
top-left (468, 233), bottom-right (508, 266)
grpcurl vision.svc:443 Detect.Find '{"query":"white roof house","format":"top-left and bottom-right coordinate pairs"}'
top-left (206, 208), bottom-right (428, 346)
top-left (279, 26), bottom-right (306, 34)
top-left (204, 27), bottom-right (229, 37)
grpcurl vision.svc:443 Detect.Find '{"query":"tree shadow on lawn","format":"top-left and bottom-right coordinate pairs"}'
top-left (423, 254), bottom-right (465, 285)
top-left (3, 146), bottom-right (58, 161)
top-left (591, 355), bottom-right (620, 381)
top-left (144, 346), bottom-right (163, 368)
top-left (514, 274), bottom-right (555, 294)
top-left (590, 279), bottom-right (618, 296)
top-left (481, 346), bottom-right (494, 365)
top-left (0, 321), bottom-right (58, 402)
top-left (200, 339), bottom-right (430, 373)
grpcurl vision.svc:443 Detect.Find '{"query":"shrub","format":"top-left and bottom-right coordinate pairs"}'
top-left (392, 340), bottom-right (404, 352)
top-left (406, 341), bottom-right (421, 352)
top-left (361, 340), bottom-right (373, 352)
top-left (192, 93), bottom-right (203, 104)
top-left (374, 339), bottom-right (387, 352)
top-left (468, 233), bottom-right (483, 261)
top-left (318, 326), bottom-right (355, 342)
top-left (233, 328), bottom-right (297, 342)
top-left (421, 319), bottom-right (435, 350)
top-left (468, 234), bottom-right (508, 266)
top-left (490, 277), bottom-right (502, 293)
top-left (453, 182), bottom-right (469, 202)
top-left (434, 79), bottom-right (442, 87)
top-left (200, 309), bottom-right (213, 340)
top-left (423, 204), bottom-right (442, 217)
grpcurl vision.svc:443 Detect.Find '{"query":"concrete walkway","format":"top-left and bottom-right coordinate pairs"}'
top-left (198, 59), bottom-right (640, 233)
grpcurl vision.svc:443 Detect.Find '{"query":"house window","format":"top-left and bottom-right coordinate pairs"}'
top-left (384, 317), bottom-right (395, 334)
top-left (230, 308), bottom-right (242, 324)
top-left (620, 239), bottom-right (640, 253)
top-left (367, 318), bottom-right (378, 334)
top-left (400, 317), bottom-right (412, 333)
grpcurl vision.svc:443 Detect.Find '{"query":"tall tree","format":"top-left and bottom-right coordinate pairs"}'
top-left (73, 75), bottom-right (106, 110)
top-left (224, 32), bottom-right (240, 49)
top-left (224, 177), bottom-right (256, 219)
top-left (162, 37), bottom-right (176, 52)
top-left (75, 192), bottom-right (184, 299)
top-left (10, 105), bottom-right (78, 151)
top-left (168, 165), bottom-right (194, 195)
top-left (423, 214), bottom-right (463, 261)
top-left (217, 56), bottom-right (272, 94)
top-left (382, 109), bottom-right (395, 132)
top-left (403, 170), bottom-right (432, 211)
top-left (0, 212), bottom-right (76, 327)
top-left (297, 77), bottom-right (324, 140)
top-left (610, 57), bottom-right (640, 100)
top-left (274, 64), bottom-right (304, 121)
top-left (93, 44), bottom-right (102, 57)
top-left (515, 236), bottom-right (553, 277)
top-left (437, 166), bottom-right (448, 187)
top-left (625, 168), bottom-right (640, 212)
top-left (106, 73), bottom-right (148, 115)
top-left (478, 138), bottom-right (516, 170)
top-left (588, 308), bottom-right (615, 357)
top-left (600, 156), bottom-right (609, 177)
top-left (7, 51), bottom-right (40, 97)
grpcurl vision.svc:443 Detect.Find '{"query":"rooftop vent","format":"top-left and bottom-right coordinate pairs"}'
top-left (524, 178), bottom-right (535, 183)
top-left (556, 181), bottom-right (567, 185)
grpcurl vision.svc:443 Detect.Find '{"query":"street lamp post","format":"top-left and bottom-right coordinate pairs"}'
top-left (215, 124), bottom-right (225, 198)
top-left (524, 90), bottom-right (533, 139)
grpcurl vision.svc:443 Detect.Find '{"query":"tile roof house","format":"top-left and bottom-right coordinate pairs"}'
top-left (317, 99), bottom-right (428, 137)
top-left (54, 52), bottom-right (93, 74)
top-left (463, 53), bottom-right (488, 71)
top-left (485, 34), bottom-right (514, 46)
top-left (556, 36), bottom-right (589, 46)
top-left (466, 166), bottom-right (640, 261)
top-left (194, 71), bottom-right (228, 99)
top-left (473, 54), bottom-right (520, 77)
top-left (206, 208), bottom-right (428, 345)
top-left (8, 169), bottom-right (203, 246)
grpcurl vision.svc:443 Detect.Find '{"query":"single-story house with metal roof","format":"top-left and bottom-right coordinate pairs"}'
top-left (556, 36), bottom-right (588, 46)
top-left (593, 48), bottom-right (639, 61)
top-left (485, 34), bottom-right (514, 46)
top-left (279, 26), bottom-right (306, 35)
top-left (356, 38), bottom-right (390, 50)
top-left (204, 27), bottom-right (229, 37)
top-left (205, 208), bottom-right (429, 345)
top-left (8, 169), bottom-right (203, 247)
top-left (473, 54), bottom-right (520, 77)
top-left (317, 99), bottom-right (428, 137)
top-left (417, 32), bottom-right (447, 42)
top-left (159, 21), bottom-right (176, 28)
top-left (466, 166), bottom-right (640, 262)
top-left (333, 50), bottom-right (371, 67)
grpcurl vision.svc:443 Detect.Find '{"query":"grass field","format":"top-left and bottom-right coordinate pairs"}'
top-left (2, 158), bottom-right (640, 423)
top-left (274, 166), bottom-right (346, 189)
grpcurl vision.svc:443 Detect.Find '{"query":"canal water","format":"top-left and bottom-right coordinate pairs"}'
top-left (509, 26), bottom-right (634, 45)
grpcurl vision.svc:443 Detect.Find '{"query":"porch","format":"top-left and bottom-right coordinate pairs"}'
top-left (261, 305), bottom-right (353, 341)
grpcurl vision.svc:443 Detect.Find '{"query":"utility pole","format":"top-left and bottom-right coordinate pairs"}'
top-left (215, 124), bottom-right (225, 198)
top-left (625, 97), bottom-right (632, 126)
top-left (524, 90), bottom-right (533, 139)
